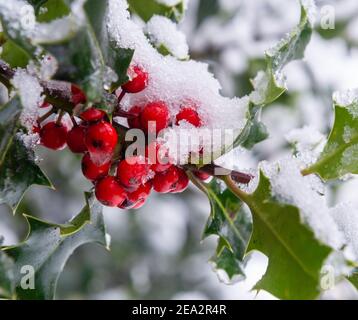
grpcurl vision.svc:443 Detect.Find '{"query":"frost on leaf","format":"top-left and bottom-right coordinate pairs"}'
top-left (250, 0), bottom-right (315, 106)
top-left (261, 157), bottom-right (344, 250)
top-left (244, 169), bottom-right (333, 300)
top-left (303, 90), bottom-right (358, 180)
top-left (108, 0), bottom-right (249, 163)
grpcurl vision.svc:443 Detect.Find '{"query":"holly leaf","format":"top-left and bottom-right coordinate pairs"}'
top-left (250, 0), bottom-right (314, 106)
top-left (45, 0), bottom-right (133, 103)
top-left (234, 106), bottom-right (269, 149)
top-left (348, 270), bottom-right (358, 290)
top-left (0, 238), bottom-right (15, 299)
top-left (202, 180), bottom-right (252, 280)
top-left (35, 0), bottom-right (70, 22)
top-left (2, 193), bottom-right (109, 300)
top-left (302, 95), bottom-right (358, 180)
top-left (128, 0), bottom-right (186, 23)
top-left (244, 172), bottom-right (332, 299)
top-left (0, 97), bottom-right (52, 213)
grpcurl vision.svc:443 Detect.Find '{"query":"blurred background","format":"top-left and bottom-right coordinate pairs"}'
top-left (1, 0), bottom-right (358, 299)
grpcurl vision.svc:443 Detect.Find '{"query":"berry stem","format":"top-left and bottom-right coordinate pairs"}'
top-left (70, 115), bottom-right (78, 127)
top-left (56, 110), bottom-right (65, 125)
top-left (37, 108), bottom-right (55, 124)
top-left (117, 90), bottom-right (126, 103)
top-left (0, 59), bottom-right (75, 112)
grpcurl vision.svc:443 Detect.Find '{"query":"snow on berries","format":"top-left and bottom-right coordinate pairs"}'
top-left (121, 65), bottom-right (149, 93)
top-left (107, 0), bottom-right (249, 163)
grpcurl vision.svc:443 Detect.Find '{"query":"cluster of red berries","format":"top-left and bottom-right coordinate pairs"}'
top-left (36, 66), bottom-right (210, 210)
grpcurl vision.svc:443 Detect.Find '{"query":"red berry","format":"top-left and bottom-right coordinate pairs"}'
top-left (81, 153), bottom-right (110, 181)
top-left (66, 125), bottom-right (87, 153)
top-left (127, 105), bottom-right (142, 129)
top-left (194, 170), bottom-right (211, 181)
top-left (95, 176), bottom-right (126, 207)
top-left (128, 181), bottom-right (152, 203)
top-left (80, 108), bottom-right (106, 123)
top-left (85, 121), bottom-right (118, 165)
top-left (117, 156), bottom-right (151, 190)
top-left (141, 101), bottom-right (170, 134)
top-left (39, 101), bottom-right (50, 108)
top-left (119, 181), bottom-right (152, 209)
top-left (152, 166), bottom-right (179, 193)
top-left (71, 84), bottom-right (86, 105)
top-left (122, 66), bottom-right (149, 93)
top-left (132, 198), bottom-right (146, 209)
top-left (171, 168), bottom-right (189, 193)
top-left (40, 121), bottom-right (68, 150)
top-left (32, 125), bottom-right (40, 134)
top-left (176, 107), bottom-right (201, 127)
top-left (145, 142), bottom-right (172, 173)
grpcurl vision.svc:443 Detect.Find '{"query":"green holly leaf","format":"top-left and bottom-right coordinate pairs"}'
top-left (45, 0), bottom-right (133, 103)
top-left (128, 0), bottom-right (186, 23)
top-left (302, 97), bottom-right (358, 180)
top-left (234, 106), bottom-right (269, 149)
top-left (250, 0), bottom-right (314, 106)
top-left (244, 172), bottom-right (332, 299)
top-left (0, 238), bottom-right (15, 299)
top-left (2, 193), bottom-right (109, 300)
top-left (0, 97), bottom-right (52, 213)
top-left (202, 180), bottom-right (252, 280)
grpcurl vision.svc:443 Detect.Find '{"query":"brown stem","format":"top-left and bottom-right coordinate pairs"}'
top-left (0, 59), bottom-right (74, 112)
top-left (37, 108), bottom-right (55, 124)
top-left (193, 164), bottom-right (253, 184)
top-left (117, 90), bottom-right (126, 103)
top-left (56, 110), bottom-right (65, 125)
top-left (70, 115), bottom-right (78, 127)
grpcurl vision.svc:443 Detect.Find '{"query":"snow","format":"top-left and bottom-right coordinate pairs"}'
top-left (107, 0), bottom-right (249, 163)
top-left (261, 156), bottom-right (345, 250)
top-left (11, 69), bottom-right (44, 147)
top-left (0, 0), bottom-right (36, 38)
top-left (33, 0), bottom-right (85, 44)
top-left (146, 15), bottom-right (189, 60)
top-left (285, 126), bottom-right (326, 165)
top-left (330, 202), bottom-right (358, 260)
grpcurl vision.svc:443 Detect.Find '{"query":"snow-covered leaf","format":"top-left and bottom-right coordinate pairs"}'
top-left (302, 91), bottom-right (358, 180)
top-left (0, 97), bottom-right (52, 213)
top-left (0, 0), bottom-right (38, 61)
top-left (128, 0), bottom-right (186, 23)
top-left (203, 180), bottom-right (252, 280)
top-left (250, 0), bottom-right (315, 106)
top-left (245, 171), bottom-right (332, 299)
top-left (3, 193), bottom-right (109, 300)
